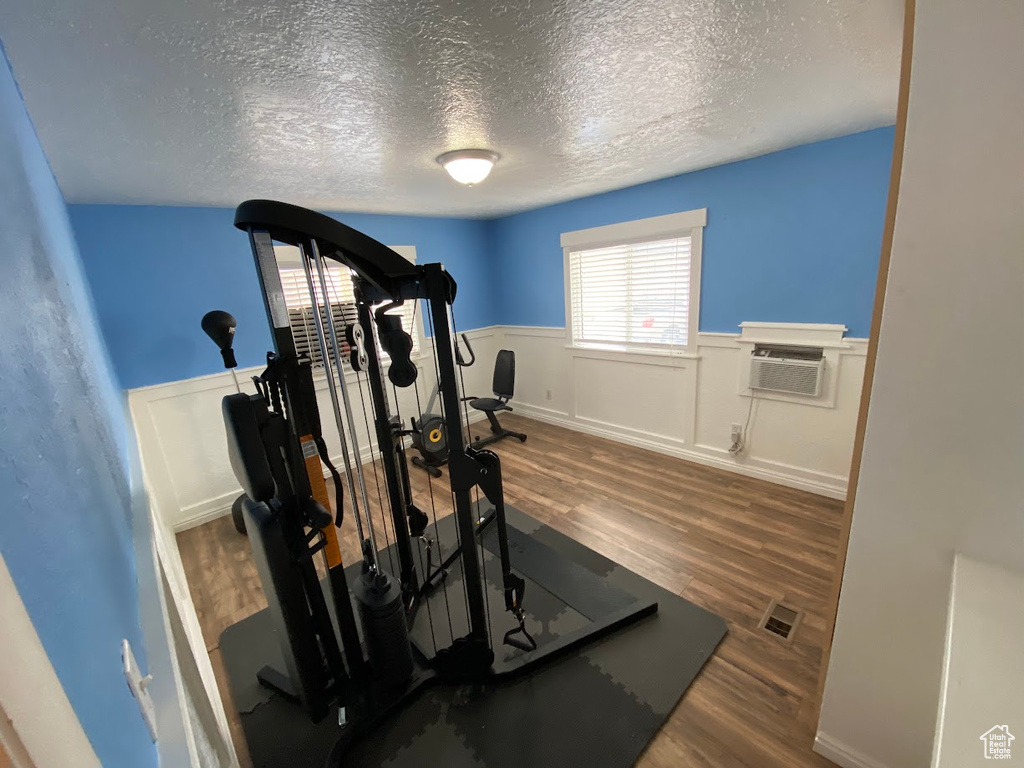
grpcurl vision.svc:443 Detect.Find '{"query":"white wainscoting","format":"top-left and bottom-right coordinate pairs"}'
top-left (129, 323), bottom-right (863, 532)
top-left (128, 327), bottom-right (500, 532)
top-left (500, 324), bottom-right (866, 499)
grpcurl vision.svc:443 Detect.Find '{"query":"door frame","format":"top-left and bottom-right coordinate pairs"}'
top-left (816, 0), bottom-right (917, 705)
top-left (0, 552), bottom-right (101, 768)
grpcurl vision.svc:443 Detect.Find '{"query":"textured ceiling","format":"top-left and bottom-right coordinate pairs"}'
top-left (0, 0), bottom-right (902, 217)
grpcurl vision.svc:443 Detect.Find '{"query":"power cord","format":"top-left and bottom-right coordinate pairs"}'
top-left (729, 394), bottom-right (758, 455)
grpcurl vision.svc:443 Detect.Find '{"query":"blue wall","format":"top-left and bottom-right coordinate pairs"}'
top-left (72, 128), bottom-right (892, 390)
top-left (0, 52), bottom-right (156, 767)
top-left (71, 206), bottom-right (495, 389)
top-left (489, 128), bottom-right (894, 336)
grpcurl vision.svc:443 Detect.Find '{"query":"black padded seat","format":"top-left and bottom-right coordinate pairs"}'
top-left (463, 350), bottom-right (527, 449)
top-left (470, 397), bottom-right (510, 412)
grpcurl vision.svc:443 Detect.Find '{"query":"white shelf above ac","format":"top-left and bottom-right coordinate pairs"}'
top-left (735, 322), bottom-right (852, 349)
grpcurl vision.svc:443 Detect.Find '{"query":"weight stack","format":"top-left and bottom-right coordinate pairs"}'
top-left (352, 570), bottom-right (414, 689)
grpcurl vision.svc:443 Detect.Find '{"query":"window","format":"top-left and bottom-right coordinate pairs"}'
top-left (279, 266), bottom-right (358, 367)
top-left (276, 245), bottom-right (420, 370)
top-left (562, 209), bottom-right (705, 354)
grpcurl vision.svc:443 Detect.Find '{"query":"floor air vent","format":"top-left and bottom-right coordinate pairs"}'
top-left (760, 600), bottom-right (802, 640)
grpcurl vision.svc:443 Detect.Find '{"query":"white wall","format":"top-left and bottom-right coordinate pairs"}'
top-left (505, 323), bottom-right (866, 498)
top-left (132, 321), bottom-right (864, 533)
top-left (133, 322), bottom-right (861, 532)
top-left (817, 1), bottom-right (1024, 766)
top-left (131, 328), bottom-right (501, 531)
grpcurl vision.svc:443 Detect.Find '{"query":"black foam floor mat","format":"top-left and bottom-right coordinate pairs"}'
top-left (221, 505), bottom-right (727, 767)
top-left (406, 505), bottom-right (653, 671)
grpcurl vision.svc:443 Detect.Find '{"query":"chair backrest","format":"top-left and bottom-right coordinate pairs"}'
top-left (492, 349), bottom-right (516, 399)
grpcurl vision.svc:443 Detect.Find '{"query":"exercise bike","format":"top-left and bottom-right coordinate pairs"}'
top-left (409, 333), bottom-right (474, 477)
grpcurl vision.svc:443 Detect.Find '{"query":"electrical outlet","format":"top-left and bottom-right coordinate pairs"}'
top-left (123, 639), bottom-right (158, 741)
top-left (730, 423), bottom-right (743, 442)
top-left (546, 389), bottom-right (552, 401)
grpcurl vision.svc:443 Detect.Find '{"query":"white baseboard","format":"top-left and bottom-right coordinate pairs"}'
top-left (688, 443), bottom-right (848, 499)
top-left (814, 732), bottom-right (890, 768)
top-left (513, 402), bottom-right (848, 499)
top-left (173, 493), bottom-right (238, 532)
top-left (510, 403), bottom-right (571, 421)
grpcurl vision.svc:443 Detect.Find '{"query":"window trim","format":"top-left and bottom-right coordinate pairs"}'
top-left (561, 209), bottom-right (706, 356)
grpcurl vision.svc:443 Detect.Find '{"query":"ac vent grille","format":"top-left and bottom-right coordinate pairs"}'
top-left (749, 345), bottom-right (825, 397)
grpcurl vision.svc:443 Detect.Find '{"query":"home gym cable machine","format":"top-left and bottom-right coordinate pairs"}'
top-left (210, 200), bottom-right (657, 760)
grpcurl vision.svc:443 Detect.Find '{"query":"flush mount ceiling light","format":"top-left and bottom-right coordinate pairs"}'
top-left (436, 149), bottom-right (500, 186)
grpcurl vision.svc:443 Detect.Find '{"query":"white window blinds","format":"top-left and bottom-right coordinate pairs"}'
top-left (568, 236), bottom-right (693, 350)
top-left (279, 264), bottom-right (419, 369)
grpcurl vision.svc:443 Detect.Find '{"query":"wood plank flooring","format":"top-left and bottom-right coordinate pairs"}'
top-left (177, 414), bottom-right (842, 767)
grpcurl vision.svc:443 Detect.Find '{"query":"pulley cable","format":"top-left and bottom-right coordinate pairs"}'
top-left (413, 303), bottom-right (456, 640)
top-left (409, 301), bottom-right (458, 643)
top-left (425, 302), bottom-right (473, 624)
top-left (355, 367), bottom-right (397, 577)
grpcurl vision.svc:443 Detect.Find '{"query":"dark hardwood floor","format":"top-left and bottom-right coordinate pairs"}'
top-left (177, 414), bottom-right (842, 767)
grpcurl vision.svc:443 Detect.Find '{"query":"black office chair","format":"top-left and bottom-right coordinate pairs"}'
top-left (463, 349), bottom-right (527, 449)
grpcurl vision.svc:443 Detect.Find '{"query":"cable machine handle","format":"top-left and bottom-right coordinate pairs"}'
top-left (455, 333), bottom-right (475, 367)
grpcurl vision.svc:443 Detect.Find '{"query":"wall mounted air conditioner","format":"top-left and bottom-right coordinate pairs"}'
top-left (749, 344), bottom-right (825, 397)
